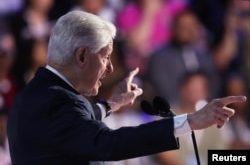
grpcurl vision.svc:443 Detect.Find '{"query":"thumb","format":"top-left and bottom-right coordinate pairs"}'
top-left (133, 87), bottom-right (143, 97)
top-left (130, 88), bottom-right (143, 104)
top-left (122, 88), bottom-right (142, 104)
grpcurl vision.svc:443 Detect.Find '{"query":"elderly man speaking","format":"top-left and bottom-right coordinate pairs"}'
top-left (7, 11), bottom-right (246, 165)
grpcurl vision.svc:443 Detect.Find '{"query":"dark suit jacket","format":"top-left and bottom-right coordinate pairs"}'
top-left (7, 68), bottom-right (179, 165)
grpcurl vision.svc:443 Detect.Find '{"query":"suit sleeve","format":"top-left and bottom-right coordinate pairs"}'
top-left (91, 103), bottom-right (102, 121)
top-left (49, 97), bottom-right (179, 161)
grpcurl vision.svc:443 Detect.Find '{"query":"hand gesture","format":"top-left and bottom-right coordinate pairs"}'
top-left (187, 96), bottom-right (247, 130)
top-left (107, 68), bottom-right (143, 112)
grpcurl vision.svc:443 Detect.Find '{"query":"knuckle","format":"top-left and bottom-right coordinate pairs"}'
top-left (214, 107), bottom-right (221, 114)
top-left (222, 114), bottom-right (228, 119)
top-left (213, 118), bottom-right (217, 123)
top-left (213, 99), bottom-right (223, 107)
top-left (213, 113), bottom-right (218, 119)
top-left (212, 99), bottom-right (219, 104)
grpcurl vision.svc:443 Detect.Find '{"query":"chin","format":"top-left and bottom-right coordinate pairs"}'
top-left (81, 87), bottom-right (99, 96)
top-left (91, 91), bottom-right (99, 96)
top-left (89, 86), bottom-right (99, 96)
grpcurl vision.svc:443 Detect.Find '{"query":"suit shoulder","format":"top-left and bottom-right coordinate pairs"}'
top-left (48, 86), bottom-right (78, 100)
top-left (48, 86), bottom-right (93, 117)
top-left (48, 86), bottom-right (91, 108)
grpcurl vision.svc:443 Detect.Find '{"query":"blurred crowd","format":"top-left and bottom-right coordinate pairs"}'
top-left (0, 0), bottom-right (249, 165)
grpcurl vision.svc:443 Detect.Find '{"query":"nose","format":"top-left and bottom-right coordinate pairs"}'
top-left (106, 59), bottom-right (113, 74)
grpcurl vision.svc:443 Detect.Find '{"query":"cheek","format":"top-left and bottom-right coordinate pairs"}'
top-left (96, 60), bottom-right (107, 75)
top-left (87, 59), bottom-right (107, 85)
top-left (90, 65), bottom-right (104, 84)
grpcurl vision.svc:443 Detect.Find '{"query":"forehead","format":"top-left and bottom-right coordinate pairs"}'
top-left (99, 42), bottom-right (113, 55)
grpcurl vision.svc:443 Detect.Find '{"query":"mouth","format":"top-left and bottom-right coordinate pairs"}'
top-left (100, 74), bottom-right (106, 80)
top-left (98, 75), bottom-right (106, 86)
top-left (98, 80), bottom-right (102, 86)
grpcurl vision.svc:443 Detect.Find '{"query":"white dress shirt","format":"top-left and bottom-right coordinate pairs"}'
top-left (45, 65), bottom-right (192, 137)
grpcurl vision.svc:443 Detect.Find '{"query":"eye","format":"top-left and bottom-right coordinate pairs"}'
top-left (102, 56), bottom-right (109, 63)
top-left (105, 55), bottom-right (110, 60)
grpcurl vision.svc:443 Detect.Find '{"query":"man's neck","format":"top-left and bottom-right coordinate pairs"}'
top-left (46, 65), bottom-right (75, 88)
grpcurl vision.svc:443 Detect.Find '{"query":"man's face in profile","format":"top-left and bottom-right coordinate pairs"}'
top-left (81, 42), bottom-right (114, 96)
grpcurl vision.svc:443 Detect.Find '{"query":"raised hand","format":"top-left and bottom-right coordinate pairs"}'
top-left (107, 68), bottom-right (143, 112)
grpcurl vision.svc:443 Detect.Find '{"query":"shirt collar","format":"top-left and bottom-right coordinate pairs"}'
top-left (45, 65), bottom-right (74, 88)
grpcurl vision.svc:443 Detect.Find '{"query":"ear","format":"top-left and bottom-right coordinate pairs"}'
top-left (75, 47), bottom-right (88, 68)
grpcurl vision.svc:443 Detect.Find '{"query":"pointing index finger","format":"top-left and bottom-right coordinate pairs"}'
top-left (219, 96), bottom-right (247, 106)
top-left (126, 67), bottom-right (139, 85)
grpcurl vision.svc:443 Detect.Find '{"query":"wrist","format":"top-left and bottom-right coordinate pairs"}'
top-left (107, 99), bottom-right (122, 112)
top-left (98, 101), bottom-right (112, 117)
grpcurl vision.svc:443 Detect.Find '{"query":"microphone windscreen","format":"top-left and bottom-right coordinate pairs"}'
top-left (140, 100), bottom-right (158, 115)
top-left (153, 96), bottom-right (171, 112)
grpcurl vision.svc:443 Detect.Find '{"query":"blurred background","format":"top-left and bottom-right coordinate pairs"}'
top-left (0, 0), bottom-right (249, 164)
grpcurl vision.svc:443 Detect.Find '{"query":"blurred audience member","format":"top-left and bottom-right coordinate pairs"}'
top-left (148, 10), bottom-right (219, 105)
top-left (0, 0), bottom-right (22, 16)
top-left (49, 0), bottom-right (73, 20)
top-left (24, 39), bottom-right (48, 83)
top-left (8, 0), bottom-right (54, 90)
top-left (9, 0), bottom-right (54, 40)
top-left (190, 0), bottom-right (232, 48)
top-left (229, 0), bottom-right (250, 94)
top-left (0, 109), bottom-right (11, 165)
top-left (117, 0), bottom-right (187, 75)
top-left (0, 33), bottom-right (16, 113)
top-left (175, 71), bottom-right (209, 113)
top-left (106, 0), bottom-right (126, 13)
top-left (223, 74), bottom-right (250, 149)
top-left (0, 34), bottom-right (14, 165)
top-left (74, 0), bottom-right (115, 22)
top-left (212, 14), bottom-right (238, 74)
top-left (213, 0), bottom-right (250, 95)
top-left (156, 71), bottom-right (227, 165)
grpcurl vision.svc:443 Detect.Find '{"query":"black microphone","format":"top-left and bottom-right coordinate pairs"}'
top-left (141, 97), bottom-right (172, 117)
top-left (140, 100), bottom-right (158, 116)
top-left (153, 96), bottom-right (174, 117)
top-left (141, 96), bottom-right (201, 165)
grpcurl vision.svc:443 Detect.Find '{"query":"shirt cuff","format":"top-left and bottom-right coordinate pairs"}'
top-left (174, 114), bottom-right (192, 137)
top-left (96, 103), bottom-right (106, 120)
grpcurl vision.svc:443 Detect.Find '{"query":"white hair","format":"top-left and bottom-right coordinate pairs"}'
top-left (47, 11), bottom-right (116, 65)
